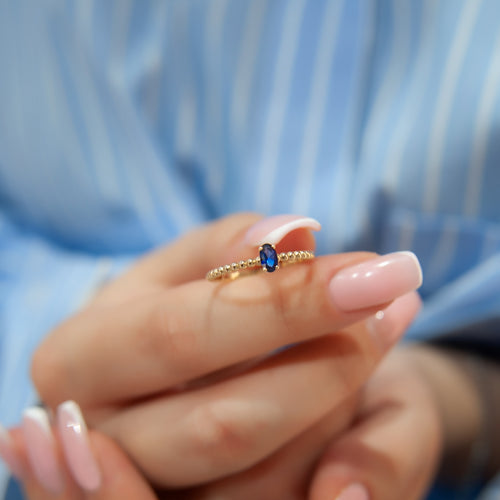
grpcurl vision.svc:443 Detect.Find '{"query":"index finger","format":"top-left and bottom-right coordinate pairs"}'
top-left (98, 213), bottom-right (320, 301)
top-left (33, 250), bottom-right (422, 408)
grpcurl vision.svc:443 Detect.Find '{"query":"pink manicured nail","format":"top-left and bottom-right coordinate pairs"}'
top-left (329, 251), bottom-right (423, 312)
top-left (23, 407), bottom-right (64, 494)
top-left (245, 215), bottom-right (321, 246)
top-left (336, 483), bottom-right (370, 500)
top-left (58, 400), bottom-right (101, 492)
top-left (366, 291), bottom-right (422, 349)
top-left (0, 424), bottom-right (25, 479)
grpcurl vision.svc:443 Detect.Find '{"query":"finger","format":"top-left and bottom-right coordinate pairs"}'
top-left (308, 351), bottom-right (442, 500)
top-left (188, 395), bottom-right (360, 500)
top-left (86, 431), bottom-right (158, 500)
top-left (100, 293), bottom-right (421, 487)
top-left (33, 250), bottom-right (422, 407)
top-left (21, 408), bottom-right (73, 496)
top-left (96, 213), bottom-right (320, 302)
top-left (3, 406), bottom-right (158, 500)
top-left (4, 414), bottom-right (84, 500)
top-left (0, 425), bottom-right (55, 500)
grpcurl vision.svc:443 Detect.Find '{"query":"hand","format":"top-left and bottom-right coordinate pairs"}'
top-left (4, 428), bottom-right (158, 500)
top-left (1, 213), bottom-right (423, 494)
top-left (162, 344), bottom-right (443, 500)
top-left (185, 345), bottom-right (494, 500)
top-left (6, 343), bottom-right (442, 500)
top-left (308, 346), bottom-right (442, 500)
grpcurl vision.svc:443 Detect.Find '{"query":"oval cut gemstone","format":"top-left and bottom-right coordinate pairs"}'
top-left (259, 243), bottom-right (278, 272)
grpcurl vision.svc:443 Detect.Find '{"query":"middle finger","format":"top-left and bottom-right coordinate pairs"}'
top-left (100, 291), bottom-right (421, 487)
top-left (33, 252), bottom-right (422, 407)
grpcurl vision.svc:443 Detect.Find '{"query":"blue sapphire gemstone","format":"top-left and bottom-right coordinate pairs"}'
top-left (259, 243), bottom-right (278, 272)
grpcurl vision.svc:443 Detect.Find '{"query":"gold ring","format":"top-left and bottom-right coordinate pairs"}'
top-left (206, 243), bottom-right (314, 281)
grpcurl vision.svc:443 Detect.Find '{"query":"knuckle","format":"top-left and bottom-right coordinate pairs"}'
top-left (270, 279), bottom-right (304, 341)
top-left (148, 295), bottom-right (201, 369)
top-left (187, 400), bottom-right (258, 470)
top-left (324, 334), bottom-right (369, 398)
top-left (269, 263), bottom-right (318, 342)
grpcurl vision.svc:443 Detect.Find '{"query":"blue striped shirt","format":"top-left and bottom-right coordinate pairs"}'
top-left (0, 1), bottom-right (499, 498)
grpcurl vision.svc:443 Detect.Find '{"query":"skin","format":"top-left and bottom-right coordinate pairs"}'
top-left (28, 213), bottom-right (409, 488)
top-left (13, 345), bottom-right (500, 500)
top-left (6, 213), bottom-right (499, 498)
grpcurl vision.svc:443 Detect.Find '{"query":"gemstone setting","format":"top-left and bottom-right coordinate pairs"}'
top-left (259, 243), bottom-right (278, 272)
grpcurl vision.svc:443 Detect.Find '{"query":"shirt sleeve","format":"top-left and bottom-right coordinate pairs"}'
top-left (479, 474), bottom-right (500, 500)
top-left (0, 212), bottom-right (131, 496)
top-left (407, 251), bottom-right (500, 355)
top-left (378, 208), bottom-right (500, 352)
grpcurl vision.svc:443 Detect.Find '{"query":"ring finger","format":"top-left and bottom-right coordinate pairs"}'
top-left (99, 292), bottom-right (421, 487)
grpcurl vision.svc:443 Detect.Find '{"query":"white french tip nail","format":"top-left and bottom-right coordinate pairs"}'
top-left (245, 215), bottom-right (321, 246)
top-left (58, 400), bottom-right (82, 419)
top-left (23, 407), bottom-right (52, 437)
top-left (262, 217), bottom-right (321, 246)
top-left (58, 400), bottom-right (101, 492)
top-left (23, 407), bottom-right (64, 494)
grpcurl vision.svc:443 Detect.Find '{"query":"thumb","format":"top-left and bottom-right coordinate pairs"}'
top-left (308, 351), bottom-right (443, 500)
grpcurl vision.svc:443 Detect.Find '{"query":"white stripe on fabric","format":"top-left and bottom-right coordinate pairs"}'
top-left (204, 0), bottom-right (231, 201)
top-left (174, 1), bottom-right (197, 158)
top-left (292, 0), bottom-right (345, 216)
top-left (4, 3), bottom-right (34, 205)
top-left (255, 0), bottom-right (307, 214)
top-left (383, 0), bottom-right (436, 190)
top-left (230, 0), bottom-right (267, 144)
top-left (108, 91), bottom-right (197, 233)
top-left (424, 219), bottom-right (459, 289)
top-left (144, 1), bottom-right (170, 127)
top-left (363, 0), bottom-right (412, 175)
top-left (397, 211), bottom-right (417, 251)
top-left (74, 2), bottom-right (168, 239)
top-left (75, 0), bottom-right (94, 43)
top-left (39, 12), bottom-right (90, 221)
top-left (322, 1), bottom-right (376, 252)
top-left (108, 0), bottom-right (134, 90)
top-left (423, 0), bottom-right (482, 213)
top-left (71, 8), bottom-right (123, 204)
top-left (106, 0), bottom-right (195, 234)
top-left (464, 27), bottom-right (500, 217)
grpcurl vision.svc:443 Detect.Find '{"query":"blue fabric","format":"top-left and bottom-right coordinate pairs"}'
top-left (1, 1), bottom-right (500, 498)
top-left (479, 475), bottom-right (500, 500)
top-left (4, 479), bottom-right (23, 500)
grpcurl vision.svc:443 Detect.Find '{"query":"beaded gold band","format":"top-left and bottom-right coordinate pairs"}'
top-left (206, 243), bottom-right (314, 281)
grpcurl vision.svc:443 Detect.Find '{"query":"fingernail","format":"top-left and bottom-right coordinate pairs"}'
top-left (329, 251), bottom-right (422, 312)
top-left (0, 424), bottom-right (25, 479)
top-left (336, 483), bottom-right (370, 500)
top-left (58, 400), bottom-right (101, 492)
top-left (23, 407), bottom-right (64, 494)
top-left (366, 291), bottom-right (422, 349)
top-left (245, 215), bottom-right (321, 246)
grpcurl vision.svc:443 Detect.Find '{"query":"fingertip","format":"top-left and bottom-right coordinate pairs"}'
top-left (244, 214), bottom-right (320, 249)
top-left (0, 424), bottom-right (26, 480)
top-left (22, 407), bottom-right (65, 494)
top-left (366, 291), bottom-right (422, 350)
top-left (336, 483), bottom-right (371, 500)
top-left (57, 400), bottom-right (101, 492)
top-left (87, 431), bottom-right (157, 499)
